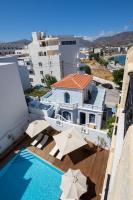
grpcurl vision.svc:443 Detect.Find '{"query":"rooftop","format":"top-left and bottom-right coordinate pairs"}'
top-left (52, 73), bottom-right (93, 90)
top-left (0, 128), bottom-right (109, 200)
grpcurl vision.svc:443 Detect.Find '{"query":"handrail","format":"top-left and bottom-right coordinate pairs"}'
top-left (83, 103), bottom-right (103, 110)
top-left (55, 114), bottom-right (70, 122)
top-left (59, 102), bottom-right (78, 109)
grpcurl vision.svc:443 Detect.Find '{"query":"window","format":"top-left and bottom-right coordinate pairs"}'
top-left (29, 70), bottom-right (34, 75)
top-left (89, 114), bottom-right (95, 123)
top-left (41, 79), bottom-right (44, 83)
top-left (39, 62), bottom-right (42, 67)
top-left (40, 42), bottom-right (46, 47)
top-left (61, 40), bottom-right (76, 45)
top-left (64, 92), bottom-right (70, 103)
top-left (40, 71), bottom-right (43, 75)
top-left (27, 62), bottom-right (30, 65)
top-left (38, 52), bottom-right (43, 56)
top-left (44, 52), bottom-right (47, 56)
top-left (63, 111), bottom-right (71, 121)
top-left (29, 78), bottom-right (33, 82)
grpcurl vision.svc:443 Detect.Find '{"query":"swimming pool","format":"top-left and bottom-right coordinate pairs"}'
top-left (0, 149), bottom-right (63, 200)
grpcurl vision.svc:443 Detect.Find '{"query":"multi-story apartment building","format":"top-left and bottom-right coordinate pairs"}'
top-left (0, 60), bottom-right (29, 154)
top-left (101, 46), bottom-right (133, 200)
top-left (28, 32), bottom-right (79, 86)
top-left (40, 73), bottom-right (106, 129)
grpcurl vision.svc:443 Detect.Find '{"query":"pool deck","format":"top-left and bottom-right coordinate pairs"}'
top-left (0, 128), bottom-right (109, 200)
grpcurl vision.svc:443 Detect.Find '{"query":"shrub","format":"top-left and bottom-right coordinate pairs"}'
top-left (79, 65), bottom-right (91, 75)
top-left (43, 74), bottom-right (57, 89)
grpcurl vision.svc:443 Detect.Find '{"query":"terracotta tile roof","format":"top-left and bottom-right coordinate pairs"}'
top-left (52, 73), bottom-right (93, 90)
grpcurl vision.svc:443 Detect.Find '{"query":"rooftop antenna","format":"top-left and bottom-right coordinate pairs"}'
top-left (45, 29), bottom-right (48, 37)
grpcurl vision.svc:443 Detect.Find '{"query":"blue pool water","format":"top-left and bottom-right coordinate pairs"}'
top-left (0, 149), bottom-right (63, 200)
top-left (111, 55), bottom-right (126, 65)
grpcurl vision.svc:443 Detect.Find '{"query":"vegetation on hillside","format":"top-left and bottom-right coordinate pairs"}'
top-left (89, 53), bottom-right (108, 66)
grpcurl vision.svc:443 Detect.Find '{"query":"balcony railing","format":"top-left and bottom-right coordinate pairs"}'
top-left (83, 103), bottom-right (103, 111)
top-left (59, 102), bottom-right (78, 109)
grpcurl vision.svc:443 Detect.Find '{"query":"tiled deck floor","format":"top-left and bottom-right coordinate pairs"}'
top-left (0, 129), bottom-right (109, 200)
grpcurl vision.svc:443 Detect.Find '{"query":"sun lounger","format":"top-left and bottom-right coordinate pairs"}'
top-left (31, 133), bottom-right (43, 146)
top-left (49, 145), bottom-right (58, 156)
top-left (56, 152), bottom-right (63, 160)
top-left (37, 135), bottom-right (49, 149)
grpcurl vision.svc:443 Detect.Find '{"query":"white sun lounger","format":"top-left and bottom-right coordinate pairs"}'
top-left (37, 135), bottom-right (49, 149)
top-left (31, 133), bottom-right (43, 146)
top-left (56, 152), bottom-right (63, 160)
top-left (49, 145), bottom-right (58, 156)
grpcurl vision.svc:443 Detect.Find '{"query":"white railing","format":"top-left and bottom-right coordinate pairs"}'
top-left (41, 90), bottom-right (52, 99)
top-left (83, 103), bottom-right (103, 111)
top-left (55, 114), bottom-right (70, 122)
top-left (59, 102), bottom-right (78, 109)
top-left (45, 116), bottom-right (110, 150)
top-left (45, 45), bottom-right (59, 51)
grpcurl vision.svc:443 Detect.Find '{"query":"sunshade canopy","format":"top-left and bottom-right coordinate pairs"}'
top-left (26, 120), bottom-right (50, 138)
top-left (60, 169), bottom-right (87, 199)
top-left (53, 128), bottom-right (87, 156)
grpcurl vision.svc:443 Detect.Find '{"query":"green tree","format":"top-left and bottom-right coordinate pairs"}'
top-left (113, 69), bottom-right (124, 88)
top-left (79, 65), bottom-right (91, 75)
top-left (43, 74), bottom-right (57, 89)
top-left (103, 116), bottom-right (116, 138)
top-left (89, 53), bottom-right (108, 66)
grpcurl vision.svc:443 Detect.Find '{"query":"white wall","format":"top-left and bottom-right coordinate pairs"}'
top-left (0, 56), bottom-right (31, 91)
top-left (52, 88), bottom-right (83, 106)
top-left (0, 62), bottom-right (29, 154)
top-left (45, 117), bottom-right (110, 150)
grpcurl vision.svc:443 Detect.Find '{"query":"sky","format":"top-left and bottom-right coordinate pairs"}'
top-left (0, 0), bottom-right (133, 41)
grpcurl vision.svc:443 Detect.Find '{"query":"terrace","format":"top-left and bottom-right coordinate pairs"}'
top-left (0, 127), bottom-right (109, 200)
top-left (41, 86), bottom-right (105, 112)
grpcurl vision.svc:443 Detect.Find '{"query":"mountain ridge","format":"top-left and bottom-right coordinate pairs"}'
top-left (84, 31), bottom-right (133, 47)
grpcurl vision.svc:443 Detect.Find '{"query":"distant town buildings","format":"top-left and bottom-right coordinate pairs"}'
top-left (0, 43), bottom-right (27, 56)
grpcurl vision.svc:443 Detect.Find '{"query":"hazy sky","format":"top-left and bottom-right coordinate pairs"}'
top-left (0, 0), bottom-right (133, 41)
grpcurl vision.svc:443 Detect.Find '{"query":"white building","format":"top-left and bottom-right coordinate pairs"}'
top-left (40, 73), bottom-right (106, 129)
top-left (0, 56), bottom-right (31, 91)
top-left (94, 48), bottom-right (102, 54)
top-left (15, 45), bottom-right (29, 57)
top-left (28, 32), bottom-right (79, 86)
top-left (0, 61), bottom-right (29, 154)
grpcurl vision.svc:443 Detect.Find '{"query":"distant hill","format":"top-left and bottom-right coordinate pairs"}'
top-left (1, 32), bottom-right (133, 48)
top-left (0, 39), bottom-right (31, 48)
top-left (80, 31), bottom-right (133, 47)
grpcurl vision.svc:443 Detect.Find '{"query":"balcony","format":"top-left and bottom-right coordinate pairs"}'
top-left (45, 45), bottom-right (59, 51)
